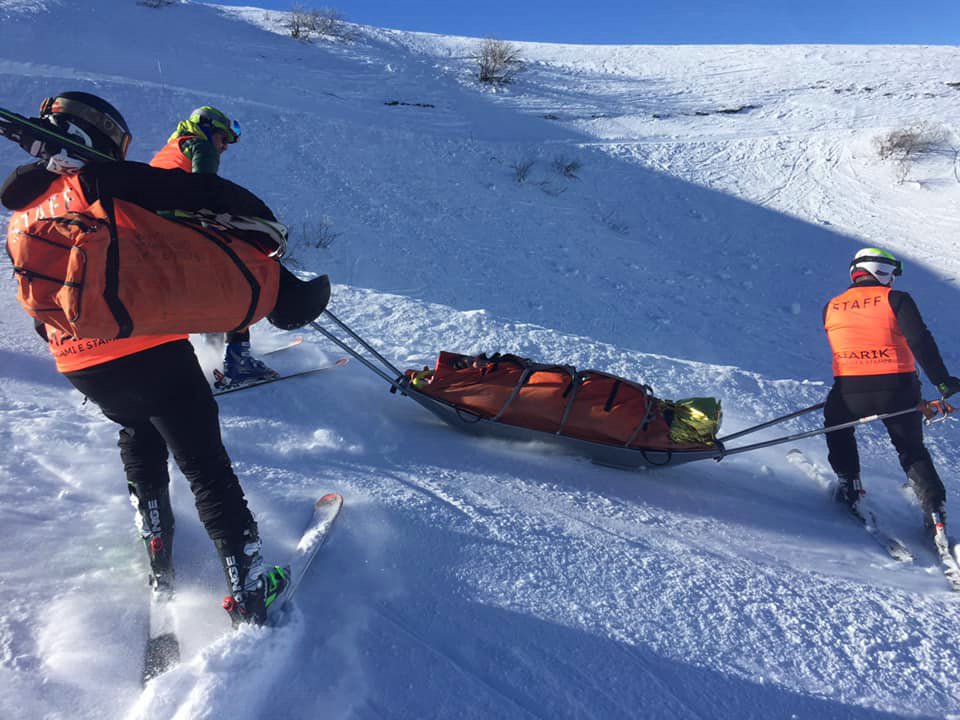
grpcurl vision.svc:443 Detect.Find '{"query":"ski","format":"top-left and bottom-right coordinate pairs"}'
top-left (142, 586), bottom-right (180, 685)
top-left (262, 336), bottom-right (303, 357)
top-left (212, 357), bottom-right (349, 396)
top-left (848, 505), bottom-right (914, 563)
top-left (141, 494), bottom-right (341, 683)
top-left (786, 449), bottom-right (912, 562)
top-left (269, 492), bottom-right (343, 623)
top-left (0, 106), bottom-right (116, 163)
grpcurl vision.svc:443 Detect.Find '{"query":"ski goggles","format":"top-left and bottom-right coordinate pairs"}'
top-left (40, 96), bottom-right (132, 159)
top-left (850, 255), bottom-right (902, 277)
top-left (207, 117), bottom-right (241, 144)
top-left (227, 118), bottom-right (241, 143)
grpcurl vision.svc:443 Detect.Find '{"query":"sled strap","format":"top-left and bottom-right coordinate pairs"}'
top-left (603, 381), bottom-right (622, 412)
top-left (494, 368), bottom-right (535, 420)
top-left (557, 373), bottom-right (586, 435)
top-left (623, 384), bottom-right (657, 448)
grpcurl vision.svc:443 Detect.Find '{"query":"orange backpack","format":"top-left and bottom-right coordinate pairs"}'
top-left (7, 195), bottom-right (280, 340)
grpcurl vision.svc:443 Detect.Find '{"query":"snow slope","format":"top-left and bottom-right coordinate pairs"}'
top-left (1, 1), bottom-right (960, 718)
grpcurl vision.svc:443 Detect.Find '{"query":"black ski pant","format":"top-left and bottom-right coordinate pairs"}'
top-left (824, 373), bottom-right (945, 515)
top-left (65, 340), bottom-right (254, 542)
top-left (225, 328), bottom-right (250, 344)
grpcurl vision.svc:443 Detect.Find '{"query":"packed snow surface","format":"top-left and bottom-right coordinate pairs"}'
top-left (1, 1), bottom-right (959, 718)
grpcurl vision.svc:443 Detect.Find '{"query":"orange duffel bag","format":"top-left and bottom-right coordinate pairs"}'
top-left (8, 198), bottom-right (280, 339)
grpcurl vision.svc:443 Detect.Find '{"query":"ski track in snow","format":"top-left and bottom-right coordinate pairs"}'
top-left (2, 2), bottom-right (960, 718)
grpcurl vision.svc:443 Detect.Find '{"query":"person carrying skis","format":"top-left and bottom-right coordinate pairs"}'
top-left (150, 105), bottom-right (278, 387)
top-left (1, 92), bottom-right (287, 626)
top-left (823, 247), bottom-right (960, 538)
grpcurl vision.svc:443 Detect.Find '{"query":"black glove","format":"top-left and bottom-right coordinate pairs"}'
top-left (16, 118), bottom-right (61, 159)
top-left (938, 376), bottom-right (960, 399)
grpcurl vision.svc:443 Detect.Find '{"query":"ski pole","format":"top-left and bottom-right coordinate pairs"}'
top-left (716, 401), bottom-right (826, 443)
top-left (721, 403), bottom-right (924, 458)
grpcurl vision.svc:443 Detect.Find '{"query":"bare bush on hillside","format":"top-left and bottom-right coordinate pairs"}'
top-left (551, 155), bottom-right (582, 180)
top-left (875, 123), bottom-right (954, 183)
top-left (288, 5), bottom-right (350, 41)
top-left (511, 158), bottom-right (535, 183)
top-left (307, 216), bottom-right (341, 249)
top-left (475, 38), bottom-right (524, 86)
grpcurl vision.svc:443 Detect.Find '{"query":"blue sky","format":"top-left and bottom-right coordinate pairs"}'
top-left (211, 1), bottom-right (960, 44)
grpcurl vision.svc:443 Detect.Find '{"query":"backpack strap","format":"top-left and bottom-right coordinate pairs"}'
top-left (93, 180), bottom-right (134, 338)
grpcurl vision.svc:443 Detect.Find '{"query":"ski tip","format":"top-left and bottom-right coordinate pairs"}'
top-left (318, 493), bottom-right (342, 506)
top-left (334, 357), bottom-right (350, 366)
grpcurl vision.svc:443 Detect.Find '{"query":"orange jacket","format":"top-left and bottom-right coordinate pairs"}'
top-left (150, 136), bottom-right (195, 172)
top-left (6, 174), bottom-right (185, 373)
top-left (824, 285), bottom-right (916, 377)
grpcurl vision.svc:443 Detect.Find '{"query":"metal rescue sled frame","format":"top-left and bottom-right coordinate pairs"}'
top-left (309, 311), bottom-right (955, 470)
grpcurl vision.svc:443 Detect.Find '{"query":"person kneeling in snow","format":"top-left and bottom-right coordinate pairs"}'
top-left (823, 247), bottom-right (960, 541)
top-left (1, 92), bottom-right (287, 626)
top-left (150, 105), bottom-right (278, 387)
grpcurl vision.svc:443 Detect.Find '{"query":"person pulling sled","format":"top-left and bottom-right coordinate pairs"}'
top-left (823, 247), bottom-right (960, 544)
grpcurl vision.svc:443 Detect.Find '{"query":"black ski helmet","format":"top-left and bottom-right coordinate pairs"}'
top-left (39, 92), bottom-right (131, 160)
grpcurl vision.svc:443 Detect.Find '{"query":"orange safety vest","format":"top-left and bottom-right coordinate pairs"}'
top-left (149, 136), bottom-right (196, 172)
top-left (6, 175), bottom-right (185, 373)
top-left (824, 285), bottom-right (916, 377)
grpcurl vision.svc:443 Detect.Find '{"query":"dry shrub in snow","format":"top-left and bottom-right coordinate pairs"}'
top-left (511, 158), bottom-right (535, 183)
top-left (287, 5), bottom-right (348, 40)
top-left (876, 123), bottom-right (947, 160)
top-left (476, 38), bottom-right (524, 85)
top-left (875, 123), bottom-right (955, 183)
top-left (551, 155), bottom-right (582, 180)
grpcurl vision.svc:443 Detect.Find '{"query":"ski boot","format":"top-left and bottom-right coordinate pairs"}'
top-left (215, 523), bottom-right (291, 627)
top-left (131, 485), bottom-right (176, 594)
top-left (926, 508), bottom-right (960, 588)
top-left (924, 504), bottom-right (950, 548)
top-left (833, 473), bottom-right (865, 512)
top-left (216, 341), bottom-right (278, 389)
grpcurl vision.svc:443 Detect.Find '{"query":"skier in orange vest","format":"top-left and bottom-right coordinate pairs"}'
top-left (2, 92), bottom-right (289, 625)
top-left (150, 106), bottom-right (278, 387)
top-left (823, 247), bottom-right (959, 537)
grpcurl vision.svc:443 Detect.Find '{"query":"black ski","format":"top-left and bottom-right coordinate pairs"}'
top-left (212, 357), bottom-right (349, 396)
top-left (0, 106), bottom-right (116, 163)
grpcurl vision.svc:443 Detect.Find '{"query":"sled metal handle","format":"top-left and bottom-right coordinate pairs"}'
top-left (922, 398), bottom-right (956, 425)
top-left (720, 403), bottom-right (925, 458)
top-left (716, 401), bottom-right (826, 443)
top-left (308, 319), bottom-right (404, 390)
top-left (321, 309), bottom-right (403, 378)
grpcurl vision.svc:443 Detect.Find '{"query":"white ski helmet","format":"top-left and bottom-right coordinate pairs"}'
top-left (849, 247), bottom-right (902, 286)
